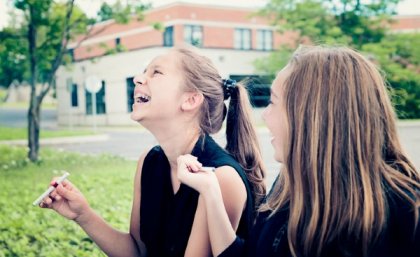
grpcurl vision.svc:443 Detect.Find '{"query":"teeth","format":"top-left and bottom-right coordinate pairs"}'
top-left (134, 93), bottom-right (151, 103)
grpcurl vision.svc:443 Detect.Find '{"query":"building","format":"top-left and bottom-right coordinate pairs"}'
top-left (56, 2), bottom-right (295, 126)
top-left (391, 15), bottom-right (420, 33)
top-left (55, 2), bottom-right (420, 126)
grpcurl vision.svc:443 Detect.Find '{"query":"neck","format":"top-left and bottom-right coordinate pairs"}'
top-left (151, 123), bottom-right (201, 170)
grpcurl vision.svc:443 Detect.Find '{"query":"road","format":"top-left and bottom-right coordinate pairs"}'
top-left (0, 107), bottom-right (58, 129)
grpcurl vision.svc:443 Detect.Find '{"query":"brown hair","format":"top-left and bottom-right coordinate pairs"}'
top-left (174, 45), bottom-right (266, 206)
top-left (261, 45), bottom-right (420, 256)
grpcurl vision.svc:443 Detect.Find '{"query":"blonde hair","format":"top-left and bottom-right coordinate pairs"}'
top-left (262, 45), bottom-right (420, 256)
top-left (174, 46), bottom-right (266, 206)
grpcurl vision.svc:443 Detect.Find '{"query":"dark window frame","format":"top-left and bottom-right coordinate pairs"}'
top-left (256, 29), bottom-right (273, 51)
top-left (163, 26), bottom-right (174, 47)
top-left (126, 77), bottom-right (135, 112)
top-left (184, 25), bottom-right (203, 47)
top-left (234, 28), bottom-right (252, 50)
top-left (85, 81), bottom-right (106, 115)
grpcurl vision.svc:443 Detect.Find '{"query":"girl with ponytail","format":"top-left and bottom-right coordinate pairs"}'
top-left (39, 45), bottom-right (265, 257)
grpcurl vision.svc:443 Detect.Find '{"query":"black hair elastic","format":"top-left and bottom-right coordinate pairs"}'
top-left (222, 79), bottom-right (237, 100)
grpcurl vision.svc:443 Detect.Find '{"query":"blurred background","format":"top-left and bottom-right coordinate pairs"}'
top-left (0, 0), bottom-right (419, 256)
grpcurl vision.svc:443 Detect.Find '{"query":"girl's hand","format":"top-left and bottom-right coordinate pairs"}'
top-left (177, 154), bottom-right (219, 194)
top-left (39, 178), bottom-right (91, 224)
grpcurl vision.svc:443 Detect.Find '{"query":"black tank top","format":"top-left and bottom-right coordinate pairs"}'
top-left (140, 134), bottom-right (255, 257)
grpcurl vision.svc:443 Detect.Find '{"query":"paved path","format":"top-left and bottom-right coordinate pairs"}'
top-left (0, 107), bottom-right (57, 129)
top-left (42, 125), bottom-right (419, 188)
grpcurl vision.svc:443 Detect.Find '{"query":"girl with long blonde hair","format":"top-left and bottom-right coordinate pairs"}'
top-left (178, 45), bottom-right (420, 257)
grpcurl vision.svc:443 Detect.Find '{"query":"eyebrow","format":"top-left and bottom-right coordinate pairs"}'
top-left (143, 65), bottom-right (163, 73)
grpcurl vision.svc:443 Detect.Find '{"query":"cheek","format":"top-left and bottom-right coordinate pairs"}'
top-left (262, 107), bottom-right (273, 126)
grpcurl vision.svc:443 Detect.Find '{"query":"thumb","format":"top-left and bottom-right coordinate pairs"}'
top-left (56, 184), bottom-right (78, 201)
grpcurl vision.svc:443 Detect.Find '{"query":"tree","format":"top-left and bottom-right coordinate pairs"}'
top-left (97, 1), bottom-right (151, 23)
top-left (97, 2), bottom-right (114, 22)
top-left (260, 0), bottom-right (399, 47)
top-left (256, 0), bottom-right (420, 118)
top-left (0, 27), bottom-right (28, 88)
top-left (11, 0), bottom-right (91, 161)
top-left (5, 0), bottom-right (147, 162)
top-left (362, 33), bottom-right (420, 119)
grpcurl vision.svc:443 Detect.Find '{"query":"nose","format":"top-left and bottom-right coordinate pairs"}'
top-left (133, 74), bottom-right (146, 86)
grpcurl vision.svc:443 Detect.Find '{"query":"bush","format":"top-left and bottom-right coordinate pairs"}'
top-left (362, 33), bottom-right (420, 119)
top-left (0, 145), bottom-right (137, 257)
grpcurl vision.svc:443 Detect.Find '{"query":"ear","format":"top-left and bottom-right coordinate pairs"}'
top-left (181, 91), bottom-right (204, 112)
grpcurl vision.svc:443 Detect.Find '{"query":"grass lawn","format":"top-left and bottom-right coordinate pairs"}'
top-left (0, 145), bottom-right (137, 257)
top-left (0, 100), bottom-right (57, 110)
top-left (0, 126), bottom-right (95, 141)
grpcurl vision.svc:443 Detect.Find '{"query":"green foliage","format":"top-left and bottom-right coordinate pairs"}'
top-left (260, 0), bottom-right (347, 44)
top-left (254, 45), bottom-right (294, 78)
top-left (0, 87), bottom-right (7, 101)
top-left (0, 126), bottom-right (95, 140)
top-left (362, 33), bottom-right (420, 119)
top-left (12, 1), bottom-right (91, 84)
top-left (0, 27), bottom-right (29, 87)
top-left (97, 1), bottom-right (151, 23)
top-left (152, 22), bottom-right (164, 32)
top-left (99, 42), bottom-right (127, 56)
top-left (261, 0), bottom-right (398, 46)
top-left (0, 145), bottom-right (136, 256)
top-left (97, 2), bottom-right (114, 22)
top-left (257, 0), bottom-right (420, 118)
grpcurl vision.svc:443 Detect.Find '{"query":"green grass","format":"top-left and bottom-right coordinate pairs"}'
top-left (0, 88), bottom-right (7, 101)
top-left (0, 145), bottom-right (137, 257)
top-left (0, 101), bottom-right (57, 109)
top-left (0, 126), bottom-right (95, 141)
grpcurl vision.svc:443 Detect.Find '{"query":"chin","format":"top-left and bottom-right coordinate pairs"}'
top-left (273, 153), bottom-right (283, 163)
top-left (130, 112), bottom-right (143, 122)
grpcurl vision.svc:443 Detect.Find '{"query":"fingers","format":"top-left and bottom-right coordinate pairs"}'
top-left (55, 184), bottom-right (79, 201)
top-left (39, 194), bottom-right (55, 208)
top-left (39, 178), bottom-right (77, 208)
top-left (50, 177), bottom-right (74, 190)
top-left (177, 154), bottom-right (202, 172)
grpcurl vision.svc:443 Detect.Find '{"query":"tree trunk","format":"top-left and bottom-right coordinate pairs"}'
top-left (27, 4), bottom-right (39, 162)
top-left (28, 102), bottom-right (40, 161)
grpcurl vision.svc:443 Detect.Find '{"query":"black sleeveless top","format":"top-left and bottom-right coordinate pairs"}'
top-left (140, 134), bottom-right (255, 257)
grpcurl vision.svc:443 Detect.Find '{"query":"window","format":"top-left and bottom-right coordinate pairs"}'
top-left (234, 28), bottom-right (252, 50)
top-left (115, 37), bottom-right (121, 46)
top-left (85, 81), bottom-right (106, 115)
top-left (68, 48), bottom-right (74, 62)
top-left (71, 84), bottom-right (78, 107)
top-left (184, 25), bottom-right (203, 46)
top-left (256, 30), bottom-right (273, 51)
top-left (67, 78), bottom-right (78, 107)
top-left (126, 77), bottom-right (135, 112)
top-left (163, 26), bottom-right (174, 46)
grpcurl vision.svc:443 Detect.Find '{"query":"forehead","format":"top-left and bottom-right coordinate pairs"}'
top-left (272, 66), bottom-right (292, 94)
top-left (147, 51), bottom-right (179, 71)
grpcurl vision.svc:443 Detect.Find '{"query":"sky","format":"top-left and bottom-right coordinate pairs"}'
top-left (1, 0), bottom-right (420, 29)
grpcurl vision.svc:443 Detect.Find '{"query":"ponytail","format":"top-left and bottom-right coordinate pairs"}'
top-left (224, 79), bottom-right (266, 206)
top-left (174, 46), bottom-right (266, 207)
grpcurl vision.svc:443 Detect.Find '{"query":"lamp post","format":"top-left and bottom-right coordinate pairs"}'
top-left (84, 75), bottom-right (102, 133)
